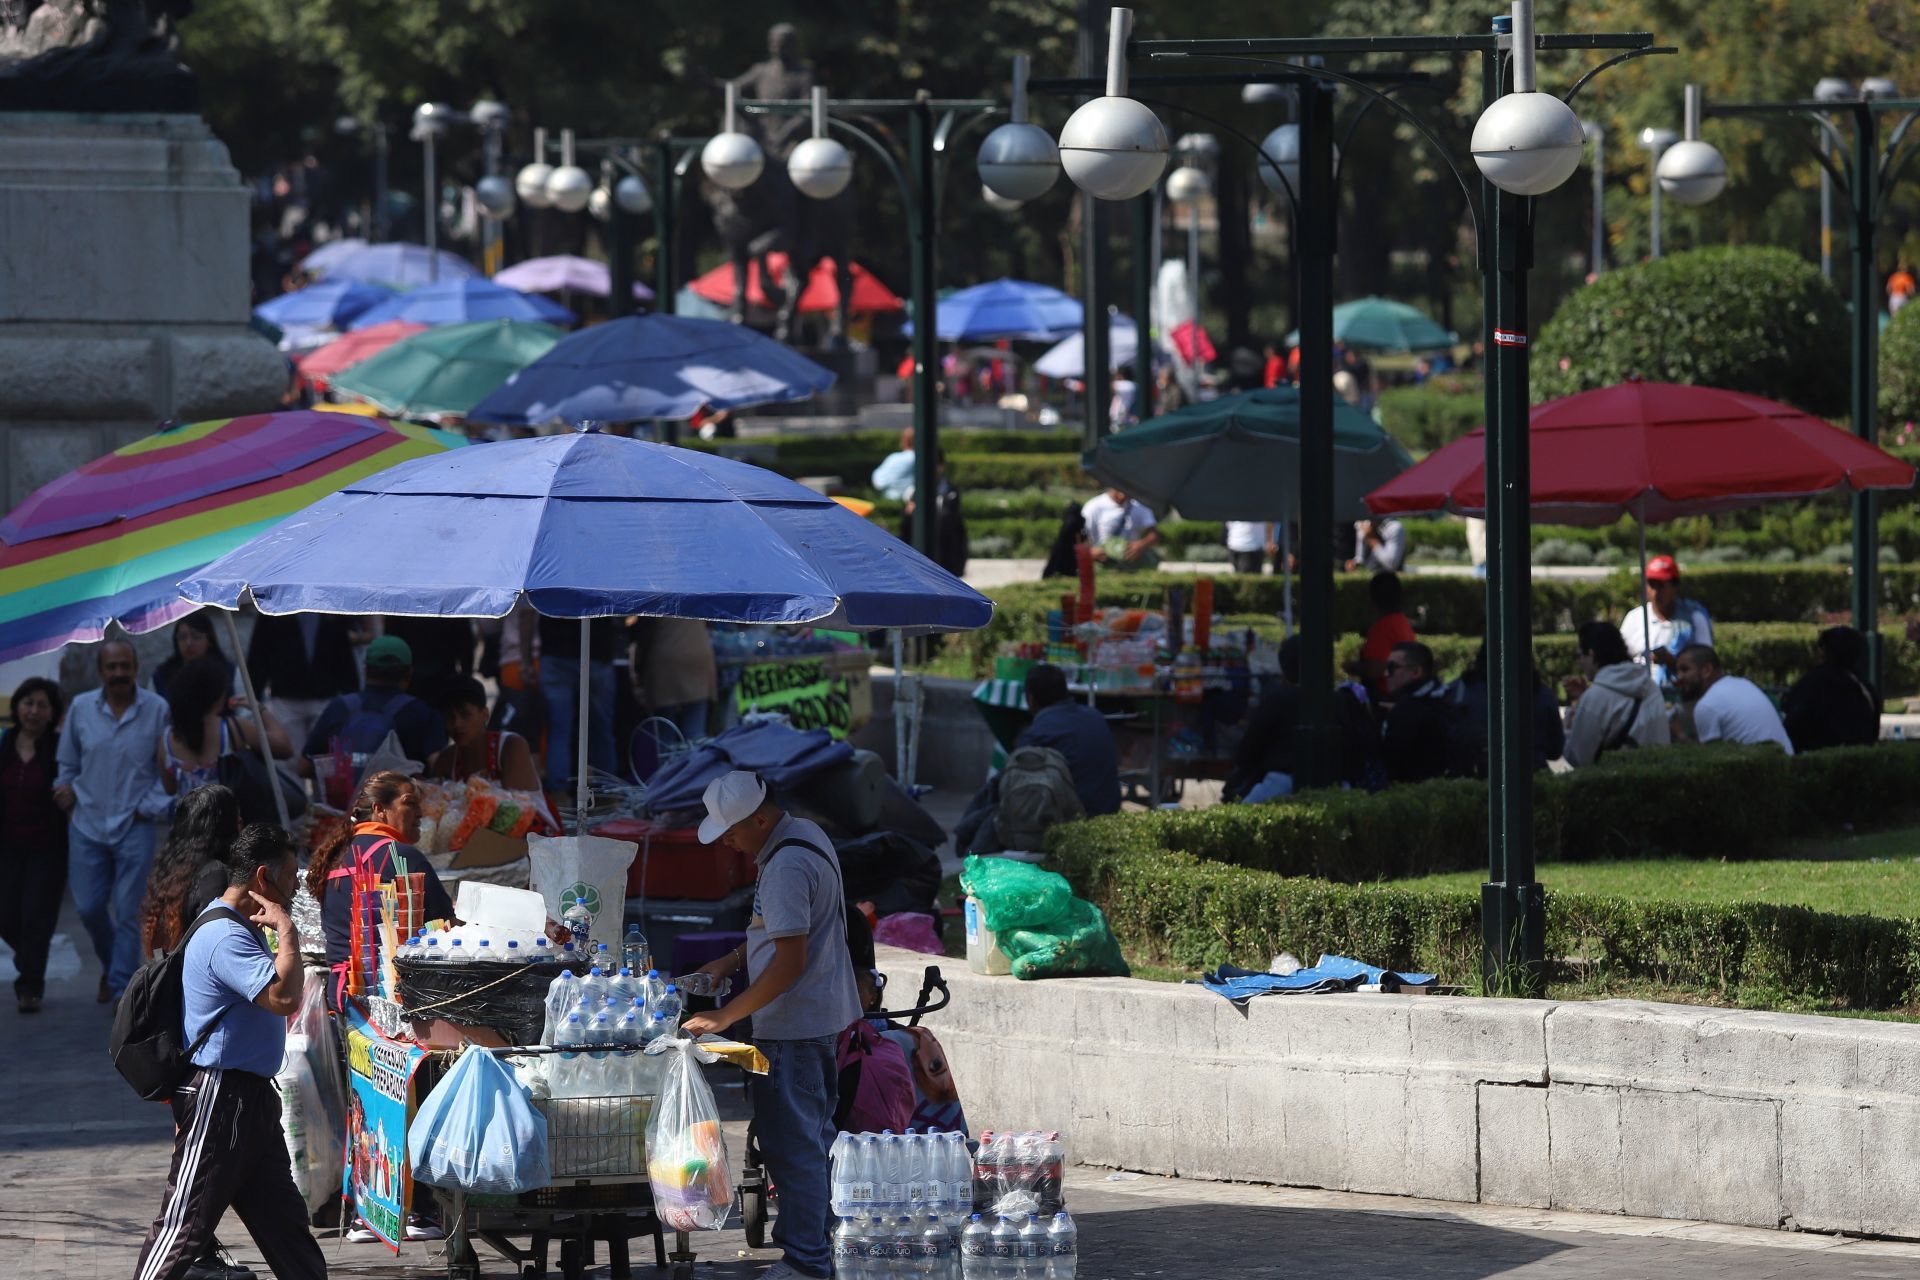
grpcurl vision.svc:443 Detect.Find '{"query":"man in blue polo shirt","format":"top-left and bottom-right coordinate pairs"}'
top-left (134, 824), bottom-right (327, 1280)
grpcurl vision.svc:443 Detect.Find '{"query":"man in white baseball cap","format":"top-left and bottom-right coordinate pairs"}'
top-left (683, 770), bottom-right (859, 1280)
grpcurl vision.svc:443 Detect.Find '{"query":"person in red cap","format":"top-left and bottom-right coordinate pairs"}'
top-left (1618, 554), bottom-right (1713, 687)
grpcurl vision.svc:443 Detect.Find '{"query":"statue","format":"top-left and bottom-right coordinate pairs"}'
top-left (701, 23), bottom-right (854, 344)
top-left (0, 0), bottom-right (197, 112)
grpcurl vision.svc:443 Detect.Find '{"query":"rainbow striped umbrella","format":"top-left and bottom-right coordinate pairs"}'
top-left (0, 411), bottom-right (467, 662)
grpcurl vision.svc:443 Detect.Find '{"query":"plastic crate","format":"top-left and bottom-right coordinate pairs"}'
top-left (595, 818), bottom-right (756, 901)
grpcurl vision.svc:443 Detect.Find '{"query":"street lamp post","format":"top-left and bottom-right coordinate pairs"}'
top-left (1581, 119), bottom-right (1605, 274)
top-left (411, 102), bottom-right (457, 279)
top-left (1637, 125), bottom-right (1679, 259)
top-left (1700, 80), bottom-right (1918, 698)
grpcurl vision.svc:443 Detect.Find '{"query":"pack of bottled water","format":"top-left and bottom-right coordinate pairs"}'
top-left (834, 1207), bottom-right (1076, 1278)
top-left (540, 963), bottom-right (683, 1099)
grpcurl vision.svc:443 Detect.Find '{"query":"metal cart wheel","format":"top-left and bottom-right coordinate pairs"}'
top-left (740, 1164), bottom-right (768, 1248)
top-left (558, 1237), bottom-right (585, 1280)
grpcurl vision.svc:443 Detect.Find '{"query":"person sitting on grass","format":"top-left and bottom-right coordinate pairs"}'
top-left (1672, 644), bottom-right (1794, 755)
top-left (1780, 625), bottom-right (1880, 753)
top-left (1561, 620), bottom-right (1671, 768)
top-left (1377, 642), bottom-right (1454, 784)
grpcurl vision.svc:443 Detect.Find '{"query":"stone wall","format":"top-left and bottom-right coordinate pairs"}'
top-left (875, 946), bottom-right (1920, 1239)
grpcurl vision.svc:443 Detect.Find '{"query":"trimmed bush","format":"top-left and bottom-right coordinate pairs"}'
top-left (1532, 246), bottom-right (1849, 417)
top-left (1377, 376), bottom-right (1486, 452)
top-left (1883, 303), bottom-right (1920, 429)
top-left (1048, 744), bottom-right (1920, 885)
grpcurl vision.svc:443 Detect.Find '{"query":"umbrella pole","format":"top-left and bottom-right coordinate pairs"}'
top-left (219, 611), bottom-right (291, 829)
top-left (892, 630), bottom-right (906, 784)
top-left (1638, 503), bottom-right (1652, 671)
top-left (576, 618), bottom-right (591, 833)
top-left (1282, 521), bottom-right (1294, 636)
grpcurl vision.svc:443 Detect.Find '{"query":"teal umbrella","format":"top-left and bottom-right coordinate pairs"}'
top-left (1285, 295), bottom-right (1457, 352)
top-left (1085, 386), bottom-right (1412, 522)
top-left (330, 318), bottom-right (564, 418)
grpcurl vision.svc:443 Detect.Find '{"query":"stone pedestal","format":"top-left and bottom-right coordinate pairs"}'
top-left (0, 112), bottom-right (285, 505)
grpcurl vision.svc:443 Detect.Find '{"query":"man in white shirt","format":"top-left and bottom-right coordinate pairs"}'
top-left (1620, 554), bottom-right (1714, 687)
top-left (1079, 488), bottom-right (1159, 566)
top-left (1225, 521), bottom-right (1273, 575)
top-left (1674, 645), bottom-right (1793, 755)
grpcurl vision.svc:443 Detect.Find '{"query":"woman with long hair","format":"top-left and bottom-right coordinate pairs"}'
top-left (310, 770), bottom-right (453, 1010)
top-left (0, 677), bottom-right (67, 1012)
top-left (156, 657), bottom-right (293, 796)
top-left (138, 784), bottom-right (243, 958)
top-left (151, 611), bottom-right (232, 701)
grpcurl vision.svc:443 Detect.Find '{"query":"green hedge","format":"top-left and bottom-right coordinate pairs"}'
top-left (1049, 745), bottom-right (1920, 884)
top-left (1531, 246), bottom-right (1850, 417)
top-left (1377, 377), bottom-right (1486, 452)
top-left (1050, 844), bottom-right (1920, 1009)
top-left (1883, 304), bottom-right (1920, 427)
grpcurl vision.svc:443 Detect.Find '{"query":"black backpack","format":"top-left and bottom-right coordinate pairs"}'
top-left (109, 904), bottom-right (247, 1101)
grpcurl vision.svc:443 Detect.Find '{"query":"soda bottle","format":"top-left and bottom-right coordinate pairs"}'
top-left (959, 1215), bottom-right (992, 1280)
top-left (1016, 1215), bottom-right (1047, 1279)
top-left (988, 1215), bottom-right (1020, 1280)
top-left (972, 1131), bottom-right (996, 1216)
top-left (561, 896), bottom-right (594, 950)
top-left (623, 922), bottom-right (650, 975)
top-left (1044, 1212), bottom-right (1076, 1280)
top-left (833, 1215), bottom-right (867, 1280)
top-left (1036, 1132), bottom-right (1065, 1216)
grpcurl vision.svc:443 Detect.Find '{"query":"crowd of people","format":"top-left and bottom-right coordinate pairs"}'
top-left (1220, 557), bottom-right (1878, 802)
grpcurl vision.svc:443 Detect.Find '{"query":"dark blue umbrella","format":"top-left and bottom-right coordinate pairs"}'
top-left (178, 428), bottom-right (992, 819)
top-left (254, 278), bottom-right (395, 330)
top-left (901, 277), bottom-right (1083, 341)
top-left (467, 313), bottom-right (835, 425)
top-left (323, 242), bottom-right (480, 290)
top-left (348, 278), bottom-right (576, 331)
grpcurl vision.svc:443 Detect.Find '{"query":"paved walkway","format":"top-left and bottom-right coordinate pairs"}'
top-left (9, 896), bottom-right (1920, 1279)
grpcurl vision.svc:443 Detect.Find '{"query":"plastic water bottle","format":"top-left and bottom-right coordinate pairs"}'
top-left (623, 922), bottom-right (651, 975)
top-left (502, 939), bottom-right (525, 964)
top-left (889, 1216), bottom-right (917, 1273)
top-left (553, 1012), bottom-right (586, 1097)
top-left (1017, 1215), bottom-right (1047, 1279)
top-left (614, 999), bottom-right (647, 1092)
top-left (877, 1131), bottom-right (906, 1215)
top-left (585, 1007), bottom-right (617, 1092)
top-left (532, 936), bottom-right (552, 960)
top-left (580, 965), bottom-right (606, 1011)
top-left (960, 1215), bottom-right (992, 1280)
top-left (1044, 1212), bottom-right (1076, 1280)
top-left (475, 938), bottom-right (493, 963)
top-left (594, 941), bottom-right (613, 973)
top-left (833, 1216), bottom-right (867, 1280)
top-left (942, 1132), bottom-right (974, 1232)
top-left (543, 970), bottom-right (577, 1037)
top-left (644, 968), bottom-right (666, 1012)
top-left (915, 1212), bottom-right (952, 1277)
top-left (561, 896), bottom-right (594, 951)
top-left (830, 1134), bottom-right (856, 1216)
top-left (655, 984), bottom-right (684, 1035)
top-left (444, 937), bottom-right (470, 965)
top-left (849, 1134), bottom-right (880, 1217)
top-left (988, 1215), bottom-right (1020, 1280)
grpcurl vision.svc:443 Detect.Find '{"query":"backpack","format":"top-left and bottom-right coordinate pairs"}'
top-left (994, 746), bottom-right (1082, 852)
top-left (337, 690), bottom-right (419, 757)
top-left (834, 1018), bottom-right (916, 1134)
top-left (110, 904), bottom-right (248, 1101)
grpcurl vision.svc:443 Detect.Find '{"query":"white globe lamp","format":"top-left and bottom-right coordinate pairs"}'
top-left (587, 184), bottom-right (612, 222)
top-left (979, 121), bottom-right (1060, 202)
top-left (1166, 164), bottom-right (1209, 205)
top-left (982, 184), bottom-right (1024, 213)
top-left (1471, 91), bottom-right (1586, 197)
top-left (516, 127), bottom-right (554, 209)
top-left (474, 175), bottom-right (515, 219)
top-left (545, 164), bottom-right (593, 213)
top-left (614, 174), bottom-right (653, 216)
top-left (1057, 8), bottom-right (1169, 201)
top-left (703, 82), bottom-right (766, 191)
top-left (790, 136), bottom-right (854, 200)
top-left (1656, 139), bottom-right (1727, 206)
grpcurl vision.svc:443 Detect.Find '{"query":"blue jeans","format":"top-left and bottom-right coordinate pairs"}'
top-left (749, 1036), bottom-right (838, 1278)
top-left (68, 821), bottom-right (158, 994)
top-left (539, 657), bottom-right (617, 791)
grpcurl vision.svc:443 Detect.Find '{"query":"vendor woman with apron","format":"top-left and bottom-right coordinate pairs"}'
top-left (426, 676), bottom-right (540, 791)
top-left (307, 770), bottom-right (453, 1010)
top-left (683, 770), bottom-right (860, 1280)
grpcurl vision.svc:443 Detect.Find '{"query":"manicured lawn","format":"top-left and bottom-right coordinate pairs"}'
top-left (1392, 823), bottom-right (1920, 917)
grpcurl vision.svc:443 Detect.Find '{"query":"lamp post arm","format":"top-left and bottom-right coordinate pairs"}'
top-left (825, 116), bottom-right (917, 218)
top-left (1878, 109), bottom-right (1920, 202)
top-left (1560, 45), bottom-right (1677, 106)
top-left (1129, 93), bottom-right (1301, 219)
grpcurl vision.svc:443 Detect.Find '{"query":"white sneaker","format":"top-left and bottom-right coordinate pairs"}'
top-left (344, 1221), bottom-right (380, 1244)
top-left (404, 1217), bottom-right (445, 1241)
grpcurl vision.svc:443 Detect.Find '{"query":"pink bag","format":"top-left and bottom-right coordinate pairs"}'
top-left (873, 911), bottom-right (944, 956)
top-left (834, 1019), bottom-right (915, 1134)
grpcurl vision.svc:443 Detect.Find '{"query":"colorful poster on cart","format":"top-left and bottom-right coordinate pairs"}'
top-left (342, 1004), bottom-right (426, 1251)
top-left (733, 658), bottom-right (853, 737)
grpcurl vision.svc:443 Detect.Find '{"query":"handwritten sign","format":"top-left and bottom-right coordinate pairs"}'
top-left (734, 659), bottom-right (854, 738)
top-left (343, 1005), bottom-right (425, 1251)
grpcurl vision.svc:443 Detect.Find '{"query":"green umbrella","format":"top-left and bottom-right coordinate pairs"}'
top-left (1285, 295), bottom-right (1457, 352)
top-left (1086, 386), bottom-right (1413, 522)
top-left (329, 318), bottom-right (564, 418)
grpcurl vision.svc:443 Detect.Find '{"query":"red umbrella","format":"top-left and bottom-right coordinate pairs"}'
top-left (687, 253), bottom-right (904, 314)
top-left (296, 320), bottom-right (429, 392)
top-left (1366, 380), bottom-right (1914, 526)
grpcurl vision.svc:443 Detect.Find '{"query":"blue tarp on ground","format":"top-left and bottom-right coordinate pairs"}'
top-left (1200, 954), bottom-right (1437, 1006)
top-left (641, 721), bottom-right (853, 814)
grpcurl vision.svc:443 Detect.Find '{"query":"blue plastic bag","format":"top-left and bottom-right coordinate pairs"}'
top-left (409, 1046), bottom-right (550, 1194)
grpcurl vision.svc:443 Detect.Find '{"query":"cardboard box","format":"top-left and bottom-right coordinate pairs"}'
top-left (450, 827), bottom-right (529, 870)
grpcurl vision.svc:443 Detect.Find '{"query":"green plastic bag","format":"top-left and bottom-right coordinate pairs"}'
top-left (961, 855), bottom-right (1072, 933)
top-left (1004, 898), bottom-right (1131, 981)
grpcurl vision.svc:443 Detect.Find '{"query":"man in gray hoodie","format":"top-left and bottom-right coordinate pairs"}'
top-left (1562, 621), bottom-right (1672, 768)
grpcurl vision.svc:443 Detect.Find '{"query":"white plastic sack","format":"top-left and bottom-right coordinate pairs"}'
top-left (409, 1046), bottom-right (550, 1195)
top-left (528, 833), bottom-right (637, 950)
top-left (276, 978), bottom-right (346, 1212)
top-left (644, 1035), bottom-right (733, 1232)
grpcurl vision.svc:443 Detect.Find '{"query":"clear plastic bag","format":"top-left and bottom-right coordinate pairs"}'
top-left (643, 1036), bottom-right (734, 1232)
top-left (276, 979), bottom-right (347, 1211)
top-left (409, 1046), bottom-right (551, 1195)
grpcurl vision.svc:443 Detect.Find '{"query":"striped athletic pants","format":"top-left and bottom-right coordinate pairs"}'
top-left (133, 1067), bottom-right (327, 1280)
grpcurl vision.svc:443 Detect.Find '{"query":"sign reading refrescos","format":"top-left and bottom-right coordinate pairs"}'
top-left (733, 659), bottom-right (854, 737)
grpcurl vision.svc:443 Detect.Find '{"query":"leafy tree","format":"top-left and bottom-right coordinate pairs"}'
top-left (1880, 301), bottom-right (1920, 429)
top-left (1530, 246), bottom-right (1848, 415)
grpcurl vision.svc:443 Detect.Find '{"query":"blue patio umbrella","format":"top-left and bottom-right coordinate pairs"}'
top-left (178, 428), bottom-right (992, 819)
top-left (467, 313), bottom-right (835, 425)
top-left (901, 277), bottom-right (1083, 341)
top-left (324, 242), bottom-right (481, 290)
top-left (299, 237), bottom-right (368, 274)
top-left (349, 277), bottom-right (576, 330)
top-left (253, 278), bottom-right (395, 330)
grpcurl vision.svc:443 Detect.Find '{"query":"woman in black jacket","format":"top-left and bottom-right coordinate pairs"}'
top-left (0, 678), bottom-right (68, 1012)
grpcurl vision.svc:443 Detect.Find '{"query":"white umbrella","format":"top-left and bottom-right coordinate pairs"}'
top-left (1034, 314), bottom-right (1139, 379)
